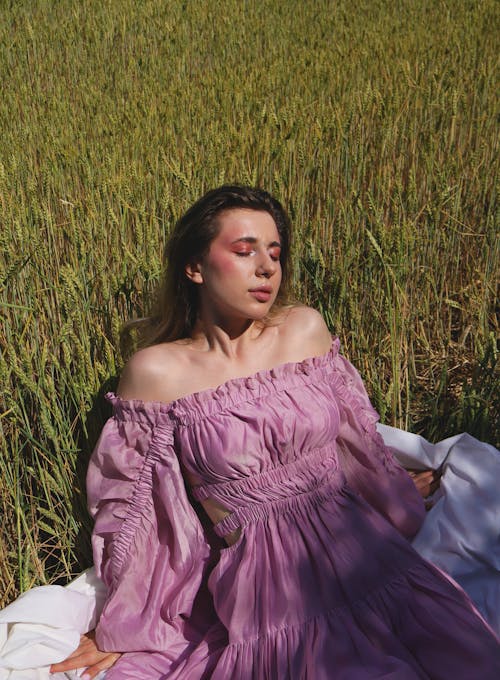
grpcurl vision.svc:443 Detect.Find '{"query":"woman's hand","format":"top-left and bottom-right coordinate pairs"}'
top-left (49, 630), bottom-right (120, 679)
top-left (407, 469), bottom-right (441, 508)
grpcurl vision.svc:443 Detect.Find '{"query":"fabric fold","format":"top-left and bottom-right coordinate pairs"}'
top-left (0, 569), bottom-right (107, 679)
top-left (86, 409), bottom-right (221, 672)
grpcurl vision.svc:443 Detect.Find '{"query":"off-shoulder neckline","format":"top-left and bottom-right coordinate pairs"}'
top-left (107, 335), bottom-right (340, 416)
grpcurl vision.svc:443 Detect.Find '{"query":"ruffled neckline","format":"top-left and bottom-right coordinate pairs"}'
top-left (107, 335), bottom-right (340, 423)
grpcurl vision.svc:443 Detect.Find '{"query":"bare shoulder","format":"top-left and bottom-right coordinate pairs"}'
top-left (284, 305), bottom-right (330, 335)
top-left (278, 305), bottom-right (332, 358)
top-left (117, 342), bottom-right (187, 402)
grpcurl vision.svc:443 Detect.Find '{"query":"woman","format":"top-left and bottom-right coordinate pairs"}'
top-left (52, 185), bottom-right (499, 678)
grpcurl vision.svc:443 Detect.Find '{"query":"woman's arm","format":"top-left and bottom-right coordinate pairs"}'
top-left (330, 349), bottom-right (427, 539)
top-left (85, 394), bottom-right (215, 669)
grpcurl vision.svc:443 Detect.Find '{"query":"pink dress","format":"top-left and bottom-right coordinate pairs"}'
top-left (87, 338), bottom-right (500, 678)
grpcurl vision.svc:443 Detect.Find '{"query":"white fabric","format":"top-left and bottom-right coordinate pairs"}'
top-left (0, 570), bottom-right (107, 679)
top-left (0, 429), bottom-right (498, 677)
top-left (378, 425), bottom-right (500, 633)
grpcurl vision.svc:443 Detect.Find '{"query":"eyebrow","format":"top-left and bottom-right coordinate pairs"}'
top-left (230, 237), bottom-right (281, 247)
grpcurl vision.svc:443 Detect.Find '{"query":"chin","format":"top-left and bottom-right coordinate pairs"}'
top-left (233, 308), bottom-right (269, 324)
top-left (249, 304), bottom-right (276, 321)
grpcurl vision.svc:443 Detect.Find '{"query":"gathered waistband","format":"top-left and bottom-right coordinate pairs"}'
top-left (212, 478), bottom-right (346, 537)
top-left (190, 446), bottom-right (342, 538)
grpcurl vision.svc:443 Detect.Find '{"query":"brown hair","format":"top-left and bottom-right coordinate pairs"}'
top-left (123, 185), bottom-right (293, 351)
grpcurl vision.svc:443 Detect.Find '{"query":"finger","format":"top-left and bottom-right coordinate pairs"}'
top-left (84, 653), bottom-right (121, 679)
top-left (51, 641), bottom-right (87, 664)
top-left (414, 480), bottom-right (433, 497)
top-left (50, 647), bottom-right (97, 673)
top-left (408, 470), bottom-right (434, 483)
top-left (50, 657), bottom-right (84, 673)
top-left (50, 634), bottom-right (99, 672)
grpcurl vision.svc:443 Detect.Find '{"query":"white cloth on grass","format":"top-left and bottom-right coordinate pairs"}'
top-left (378, 424), bottom-right (500, 634)
top-left (0, 428), bottom-right (498, 678)
top-left (0, 569), bottom-right (107, 679)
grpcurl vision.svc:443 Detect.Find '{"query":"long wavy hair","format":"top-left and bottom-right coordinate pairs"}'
top-left (122, 185), bottom-right (293, 351)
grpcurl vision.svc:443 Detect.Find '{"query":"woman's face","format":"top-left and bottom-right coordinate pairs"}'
top-left (187, 208), bottom-right (282, 325)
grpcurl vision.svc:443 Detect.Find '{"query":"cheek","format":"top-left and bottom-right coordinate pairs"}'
top-left (208, 250), bottom-right (245, 277)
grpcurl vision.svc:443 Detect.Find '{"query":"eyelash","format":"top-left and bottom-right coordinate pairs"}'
top-left (235, 252), bottom-right (280, 261)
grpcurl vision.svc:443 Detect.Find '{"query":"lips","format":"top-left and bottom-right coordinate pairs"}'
top-left (249, 286), bottom-right (272, 302)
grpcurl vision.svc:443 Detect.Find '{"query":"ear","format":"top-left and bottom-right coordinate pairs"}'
top-left (185, 260), bottom-right (203, 285)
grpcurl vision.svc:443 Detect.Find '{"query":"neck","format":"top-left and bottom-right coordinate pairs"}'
top-left (191, 315), bottom-right (266, 359)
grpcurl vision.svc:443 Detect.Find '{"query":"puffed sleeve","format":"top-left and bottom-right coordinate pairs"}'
top-left (86, 396), bottom-right (215, 657)
top-left (331, 352), bottom-right (426, 540)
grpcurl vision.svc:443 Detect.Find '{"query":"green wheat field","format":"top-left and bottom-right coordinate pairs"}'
top-left (0, 0), bottom-right (498, 605)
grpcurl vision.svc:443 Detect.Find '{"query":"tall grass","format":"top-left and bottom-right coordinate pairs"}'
top-left (0, 0), bottom-right (498, 605)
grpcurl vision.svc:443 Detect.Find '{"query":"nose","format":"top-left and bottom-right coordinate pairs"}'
top-left (256, 252), bottom-right (278, 278)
